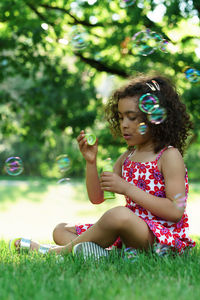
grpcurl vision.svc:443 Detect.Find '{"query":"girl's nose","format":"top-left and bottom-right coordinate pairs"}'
top-left (121, 118), bottom-right (129, 128)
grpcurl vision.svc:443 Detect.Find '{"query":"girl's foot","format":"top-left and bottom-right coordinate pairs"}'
top-left (9, 237), bottom-right (51, 254)
top-left (15, 238), bottom-right (40, 251)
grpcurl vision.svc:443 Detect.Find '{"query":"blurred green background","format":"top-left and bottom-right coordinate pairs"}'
top-left (0, 0), bottom-right (200, 181)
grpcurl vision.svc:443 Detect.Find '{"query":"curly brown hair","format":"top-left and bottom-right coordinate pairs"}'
top-left (105, 73), bottom-right (193, 155)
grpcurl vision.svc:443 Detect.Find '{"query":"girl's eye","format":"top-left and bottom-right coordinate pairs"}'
top-left (129, 117), bottom-right (136, 121)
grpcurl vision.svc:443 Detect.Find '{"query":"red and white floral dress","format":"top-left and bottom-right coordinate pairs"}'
top-left (75, 147), bottom-right (196, 253)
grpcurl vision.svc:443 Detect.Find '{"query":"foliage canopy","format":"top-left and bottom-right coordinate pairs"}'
top-left (0, 0), bottom-right (199, 177)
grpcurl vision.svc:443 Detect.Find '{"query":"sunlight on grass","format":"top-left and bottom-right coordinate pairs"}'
top-left (0, 178), bottom-right (199, 240)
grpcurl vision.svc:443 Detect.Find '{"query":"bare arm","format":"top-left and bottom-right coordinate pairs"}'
top-left (100, 148), bottom-right (186, 223)
top-left (77, 130), bottom-right (104, 204)
top-left (86, 160), bottom-right (104, 204)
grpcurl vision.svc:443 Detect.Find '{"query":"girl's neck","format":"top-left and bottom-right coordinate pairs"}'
top-left (135, 141), bottom-right (155, 153)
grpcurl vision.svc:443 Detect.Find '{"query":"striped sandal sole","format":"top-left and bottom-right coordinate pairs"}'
top-left (72, 242), bottom-right (109, 261)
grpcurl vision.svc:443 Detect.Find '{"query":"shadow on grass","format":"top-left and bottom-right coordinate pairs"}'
top-left (0, 177), bottom-right (50, 205)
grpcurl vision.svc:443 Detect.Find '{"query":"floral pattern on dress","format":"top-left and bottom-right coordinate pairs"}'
top-left (75, 147), bottom-right (196, 253)
top-left (133, 174), bottom-right (151, 191)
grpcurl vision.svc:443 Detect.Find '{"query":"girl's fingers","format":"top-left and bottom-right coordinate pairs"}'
top-left (77, 130), bottom-right (85, 141)
top-left (77, 134), bottom-right (84, 142)
top-left (79, 137), bottom-right (87, 147)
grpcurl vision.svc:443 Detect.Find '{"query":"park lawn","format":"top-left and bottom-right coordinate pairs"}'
top-left (0, 179), bottom-right (200, 299)
top-left (0, 238), bottom-right (200, 300)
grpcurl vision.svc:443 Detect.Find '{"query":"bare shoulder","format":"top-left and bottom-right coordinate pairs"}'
top-left (161, 147), bottom-right (184, 163)
top-left (160, 147), bottom-right (185, 175)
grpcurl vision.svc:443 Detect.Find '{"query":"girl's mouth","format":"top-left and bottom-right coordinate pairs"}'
top-left (123, 134), bottom-right (132, 140)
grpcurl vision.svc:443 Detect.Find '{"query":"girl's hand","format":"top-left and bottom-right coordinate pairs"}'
top-left (100, 171), bottom-right (128, 195)
top-left (77, 130), bottom-right (98, 164)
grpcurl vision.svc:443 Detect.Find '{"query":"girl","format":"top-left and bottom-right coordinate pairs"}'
top-left (11, 74), bottom-right (195, 257)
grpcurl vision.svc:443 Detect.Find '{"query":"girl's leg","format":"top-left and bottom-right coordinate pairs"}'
top-left (13, 223), bottom-right (78, 250)
top-left (52, 206), bottom-right (155, 255)
top-left (52, 223), bottom-right (78, 245)
top-left (15, 206), bottom-right (154, 254)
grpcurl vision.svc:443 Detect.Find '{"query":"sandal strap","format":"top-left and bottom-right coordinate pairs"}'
top-left (38, 245), bottom-right (51, 254)
top-left (20, 238), bottom-right (31, 252)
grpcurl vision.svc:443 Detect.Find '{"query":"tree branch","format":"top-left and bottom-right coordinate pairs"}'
top-left (24, 1), bottom-right (129, 77)
top-left (25, 2), bottom-right (55, 27)
top-left (75, 53), bottom-right (129, 78)
top-left (39, 4), bottom-right (104, 27)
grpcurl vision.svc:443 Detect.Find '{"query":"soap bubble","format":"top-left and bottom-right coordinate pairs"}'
top-left (147, 106), bottom-right (167, 124)
top-left (57, 178), bottom-right (71, 184)
top-left (120, 0), bottom-right (136, 8)
top-left (132, 30), bottom-right (153, 56)
top-left (5, 156), bottom-right (23, 176)
top-left (174, 193), bottom-right (186, 210)
top-left (70, 26), bottom-right (88, 51)
top-left (123, 247), bottom-right (138, 262)
top-left (56, 155), bottom-right (70, 173)
top-left (137, 122), bottom-right (147, 135)
top-left (153, 243), bottom-right (170, 257)
top-left (132, 29), bottom-right (167, 56)
top-left (183, 67), bottom-right (200, 83)
top-left (139, 93), bottom-right (159, 114)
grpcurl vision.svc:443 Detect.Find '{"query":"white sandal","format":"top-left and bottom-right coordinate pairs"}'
top-left (9, 237), bottom-right (51, 254)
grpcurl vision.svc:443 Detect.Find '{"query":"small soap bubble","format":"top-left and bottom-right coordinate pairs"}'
top-left (57, 178), bottom-right (71, 184)
top-left (137, 122), bottom-right (147, 135)
top-left (120, 0), bottom-right (136, 8)
top-left (153, 243), bottom-right (170, 257)
top-left (70, 25), bottom-right (88, 51)
top-left (139, 93), bottom-right (159, 114)
top-left (174, 193), bottom-right (186, 210)
top-left (147, 106), bottom-right (167, 124)
top-left (56, 155), bottom-right (70, 173)
top-left (183, 67), bottom-right (200, 83)
top-left (123, 247), bottom-right (138, 262)
top-left (5, 156), bottom-right (23, 176)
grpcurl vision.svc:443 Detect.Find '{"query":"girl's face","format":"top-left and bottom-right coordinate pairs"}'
top-left (118, 96), bottom-right (151, 147)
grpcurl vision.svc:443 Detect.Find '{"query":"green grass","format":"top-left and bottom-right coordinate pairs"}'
top-left (0, 239), bottom-right (200, 300)
top-left (0, 178), bottom-right (200, 299)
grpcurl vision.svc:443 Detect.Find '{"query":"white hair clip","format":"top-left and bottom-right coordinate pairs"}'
top-left (146, 80), bottom-right (160, 91)
top-left (146, 83), bottom-right (156, 91)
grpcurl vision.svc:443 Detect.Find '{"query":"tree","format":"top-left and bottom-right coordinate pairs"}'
top-left (0, 0), bottom-right (199, 177)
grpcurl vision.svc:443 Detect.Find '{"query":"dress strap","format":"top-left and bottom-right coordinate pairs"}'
top-left (127, 149), bottom-right (135, 158)
top-left (155, 146), bottom-right (173, 162)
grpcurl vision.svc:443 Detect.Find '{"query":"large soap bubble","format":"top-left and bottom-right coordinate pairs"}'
top-left (139, 93), bottom-right (160, 114)
top-left (132, 29), bottom-right (168, 56)
top-left (147, 106), bottom-right (167, 124)
top-left (5, 156), bottom-right (24, 176)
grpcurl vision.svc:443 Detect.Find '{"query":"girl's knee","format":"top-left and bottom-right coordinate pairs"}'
top-left (52, 223), bottom-right (68, 243)
top-left (99, 206), bottom-right (133, 230)
top-left (52, 222), bottom-right (77, 244)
